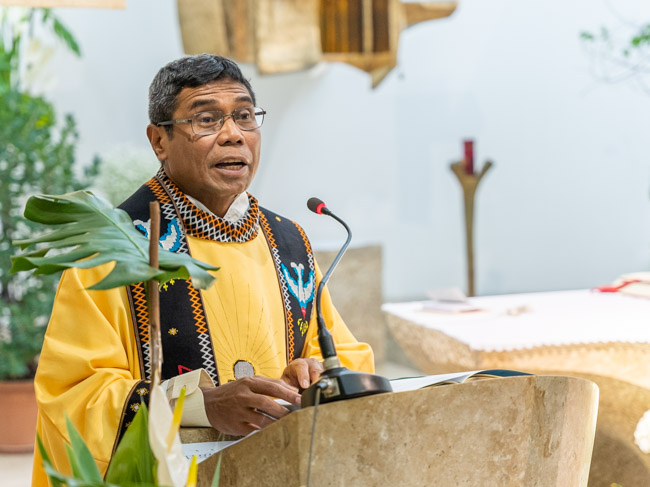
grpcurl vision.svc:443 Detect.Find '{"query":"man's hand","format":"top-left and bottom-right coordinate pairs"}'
top-left (281, 358), bottom-right (324, 390)
top-left (201, 376), bottom-right (301, 436)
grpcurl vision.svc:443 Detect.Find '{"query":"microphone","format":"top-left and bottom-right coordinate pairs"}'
top-left (301, 198), bottom-right (392, 407)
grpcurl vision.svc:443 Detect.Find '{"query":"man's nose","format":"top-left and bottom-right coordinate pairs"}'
top-left (216, 116), bottom-right (244, 145)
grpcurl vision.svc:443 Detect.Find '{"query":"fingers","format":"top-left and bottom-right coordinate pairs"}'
top-left (294, 360), bottom-right (311, 389)
top-left (281, 358), bottom-right (324, 391)
top-left (247, 376), bottom-right (301, 406)
top-left (202, 375), bottom-right (304, 436)
top-left (245, 390), bottom-right (293, 420)
top-left (308, 359), bottom-right (324, 383)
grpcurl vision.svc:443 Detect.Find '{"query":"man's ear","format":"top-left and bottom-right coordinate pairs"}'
top-left (147, 124), bottom-right (168, 163)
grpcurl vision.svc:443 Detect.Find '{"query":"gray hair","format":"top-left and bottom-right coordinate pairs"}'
top-left (148, 54), bottom-right (256, 132)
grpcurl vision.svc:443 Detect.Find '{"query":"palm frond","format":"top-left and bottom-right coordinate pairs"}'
top-left (11, 191), bottom-right (218, 290)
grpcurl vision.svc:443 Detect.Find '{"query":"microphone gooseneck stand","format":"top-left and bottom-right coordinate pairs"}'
top-left (301, 198), bottom-right (392, 408)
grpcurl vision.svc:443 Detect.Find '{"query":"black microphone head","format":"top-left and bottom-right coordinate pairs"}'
top-left (307, 197), bottom-right (327, 215)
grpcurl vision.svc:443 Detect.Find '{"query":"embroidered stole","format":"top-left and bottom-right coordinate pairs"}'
top-left (113, 170), bottom-right (315, 442)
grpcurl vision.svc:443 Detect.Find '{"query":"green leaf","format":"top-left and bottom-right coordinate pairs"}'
top-left (65, 416), bottom-right (104, 484)
top-left (52, 16), bottom-right (81, 57)
top-left (11, 191), bottom-right (218, 290)
top-left (105, 402), bottom-right (156, 486)
top-left (211, 453), bottom-right (223, 487)
top-left (36, 434), bottom-right (65, 487)
top-left (580, 31), bottom-right (595, 41)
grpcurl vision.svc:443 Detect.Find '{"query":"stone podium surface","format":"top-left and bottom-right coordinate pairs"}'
top-left (182, 375), bottom-right (598, 487)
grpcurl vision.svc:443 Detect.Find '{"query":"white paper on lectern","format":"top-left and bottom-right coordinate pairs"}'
top-left (389, 371), bottom-right (483, 393)
top-left (182, 437), bottom-right (247, 464)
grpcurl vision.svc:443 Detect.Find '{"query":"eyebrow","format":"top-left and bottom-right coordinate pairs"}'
top-left (189, 95), bottom-right (254, 112)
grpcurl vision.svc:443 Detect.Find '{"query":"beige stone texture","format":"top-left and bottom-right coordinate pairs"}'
top-left (314, 245), bottom-right (386, 363)
top-left (184, 375), bottom-right (598, 487)
top-left (384, 314), bottom-right (650, 487)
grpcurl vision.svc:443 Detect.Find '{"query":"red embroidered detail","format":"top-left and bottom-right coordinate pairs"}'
top-left (178, 365), bottom-right (193, 375)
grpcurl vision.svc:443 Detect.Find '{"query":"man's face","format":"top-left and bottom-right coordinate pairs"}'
top-left (148, 79), bottom-right (261, 217)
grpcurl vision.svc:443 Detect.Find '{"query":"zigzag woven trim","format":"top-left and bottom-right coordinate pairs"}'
top-left (259, 211), bottom-right (296, 361)
top-left (145, 176), bottom-right (171, 204)
top-left (186, 280), bottom-right (218, 382)
top-left (155, 168), bottom-right (259, 243)
top-left (131, 282), bottom-right (152, 379)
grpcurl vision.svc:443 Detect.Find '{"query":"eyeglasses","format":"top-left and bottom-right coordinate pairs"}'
top-left (156, 107), bottom-right (266, 135)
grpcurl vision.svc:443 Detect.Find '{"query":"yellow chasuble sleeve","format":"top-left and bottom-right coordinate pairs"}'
top-left (32, 263), bottom-right (141, 486)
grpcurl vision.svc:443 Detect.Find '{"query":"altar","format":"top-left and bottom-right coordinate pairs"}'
top-left (382, 289), bottom-right (650, 487)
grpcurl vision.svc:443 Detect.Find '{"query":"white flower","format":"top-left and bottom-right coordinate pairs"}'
top-left (23, 38), bottom-right (56, 93)
top-left (634, 409), bottom-right (650, 454)
top-left (148, 384), bottom-right (189, 487)
top-left (2, 7), bottom-right (29, 35)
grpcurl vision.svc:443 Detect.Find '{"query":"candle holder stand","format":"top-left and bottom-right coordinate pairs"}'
top-left (450, 160), bottom-right (493, 297)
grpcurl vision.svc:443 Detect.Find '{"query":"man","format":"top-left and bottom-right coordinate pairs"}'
top-left (32, 54), bottom-right (373, 485)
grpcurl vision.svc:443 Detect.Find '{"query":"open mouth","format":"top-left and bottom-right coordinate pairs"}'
top-left (213, 161), bottom-right (246, 170)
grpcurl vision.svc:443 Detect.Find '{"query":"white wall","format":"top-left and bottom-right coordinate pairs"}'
top-left (43, 0), bottom-right (650, 301)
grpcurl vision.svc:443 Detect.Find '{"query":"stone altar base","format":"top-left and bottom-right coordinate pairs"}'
top-left (182, 375), bottom-right (598, 487)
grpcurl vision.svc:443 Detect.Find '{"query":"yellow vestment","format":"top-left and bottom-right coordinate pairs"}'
top-left (32, 222), bottom-right (373, 486)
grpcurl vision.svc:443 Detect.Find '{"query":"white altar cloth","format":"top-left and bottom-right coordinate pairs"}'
top-left (382, 289), bottom-right (650, 352)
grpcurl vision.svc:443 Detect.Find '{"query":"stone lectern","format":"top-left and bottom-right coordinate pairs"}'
top-left (181, 375), bottom-right (598, 487)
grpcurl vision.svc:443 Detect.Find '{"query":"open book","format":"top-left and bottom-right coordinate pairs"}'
top-left (389, 369), bottom-right (531, 394)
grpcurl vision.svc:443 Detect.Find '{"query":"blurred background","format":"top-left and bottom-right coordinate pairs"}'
top-left (34, 0), bottom-right (650, 301)
top-left (3, 1), bottom-right (650, 485)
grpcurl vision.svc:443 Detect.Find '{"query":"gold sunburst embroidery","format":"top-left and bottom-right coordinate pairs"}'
top-left (136, 387), bottom-right (149, 396)
top-left (129, 403), bottom-right (140, 413)
top-left (168, 328), bottom-right (178, 336)
top-left (203, 274), bottom-right (284, 383)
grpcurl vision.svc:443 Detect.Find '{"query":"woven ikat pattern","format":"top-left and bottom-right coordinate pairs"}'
top-left (131, 282), bottom-right (152, 380)
top-left (146, 175), bottom-right (189, 253)
top-left (259, 211), bottom-right (297, 360)
top-left (186, 280), bottom-right (218, 380)
top-left (155, 168), bottom-right (259, 243)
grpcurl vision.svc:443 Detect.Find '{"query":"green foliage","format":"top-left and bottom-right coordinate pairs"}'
top-left (65, 416), bottom-right (104, 484)
top-left (0, 8), bottom-right (81, 92)
top-left (0, 8), bottom-right (98, 380)
top-left (631, 24), bottom-right (650, 48)
top-left (11, 191), bottom-right (218, 290)
top-left (38, 408), bottom-right (159, 487)
top-left (579, 31), bottom-right (595, 41)
top-left (211, 455), bottom-right (222, 487)
top-left (38, 403), bottom-right (223, 487)
top-left (581, 23), bottom-right (650, 59)
top-left (105, 403), bottom-right (156, 486)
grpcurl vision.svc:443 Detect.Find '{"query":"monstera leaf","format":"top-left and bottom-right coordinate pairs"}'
top-left (11, 191), bottom-right (218, 290)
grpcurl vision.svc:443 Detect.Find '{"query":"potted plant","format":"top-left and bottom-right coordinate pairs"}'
top-left (0, 7), bottom-right (98, 452)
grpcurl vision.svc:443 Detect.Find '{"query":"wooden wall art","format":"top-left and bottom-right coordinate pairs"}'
top-left (177, 0), bottom-right (457, 87)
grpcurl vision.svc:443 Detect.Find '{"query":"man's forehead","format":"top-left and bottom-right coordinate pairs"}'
top-left (175, 80), bottom-right (253, 112)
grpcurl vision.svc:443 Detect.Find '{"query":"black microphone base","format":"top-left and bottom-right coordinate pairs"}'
top-left (301, 367), bottom-right (393, 408)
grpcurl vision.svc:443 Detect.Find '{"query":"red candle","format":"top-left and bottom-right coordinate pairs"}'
top-left (463, 139), bottom-right (474, 175)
